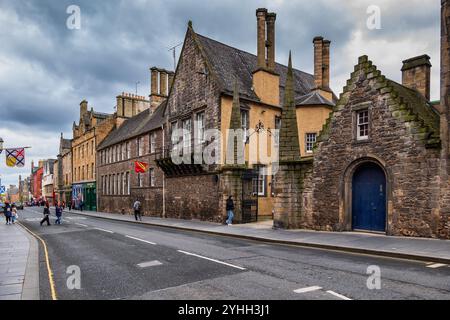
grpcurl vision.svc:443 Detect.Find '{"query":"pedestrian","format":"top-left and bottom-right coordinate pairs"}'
top-left (55, 203), bottom-right (63, 225)
top-left (62, 201), bottom-right (66, 210)
top-left (69, 200), bottom-right (73, 211)
top-left (133, 199), bottom-right (142, 221)
top-left (79, 200), bottom-right (84, 212)
top-left (11, 205), bottom-right (18, 224)
top-left (226, 195), bottom-right (234, 226)
top-left (3, 202), bottom-right (12, 225)
top-left (40, 204), bottom-right (51, 226)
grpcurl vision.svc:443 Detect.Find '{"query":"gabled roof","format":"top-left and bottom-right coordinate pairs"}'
top-left (97, 102), bottom-right (166, 151)
top-left (295, 91), bottom-right (335, 107)
top-left (194, 33), bottom-right (316, 105)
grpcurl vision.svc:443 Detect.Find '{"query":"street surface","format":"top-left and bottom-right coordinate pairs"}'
top-left (18, 207), bottom-right (450, 300)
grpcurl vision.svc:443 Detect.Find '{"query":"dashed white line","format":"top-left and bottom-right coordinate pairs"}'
top-left (326, 290), bottom-right (352, 300)
top-left (125, 235), bottom-right (156, 245)
top-left (177, 250), bottom-right (246, 270)
top-left (137, 260), bottom-right (163, 268)
top-left (75, 223), bottom-right (89, 227)
top-left (426, 263), bottom-right (447, 269)
top-left (94, 227), bottom-right (114, 234)
top-left (293, 286), bottom-right (322, 294)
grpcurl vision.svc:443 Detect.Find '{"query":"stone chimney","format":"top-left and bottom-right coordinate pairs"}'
top-left (313, 37), bottom-right (324, 89)
top-left (252, 8), bottom-right (280, 106)
top-left (150, 67), bottom-right (158, 96)
top-left (160, 70), bottom-right (168, 97)
top-left (312, 36), bottom-right (333, 101)
top-left (80, 100), bottom-right (88, 117)
top-left (266, 12), bottom-right (276, 71)
top-left (116, 92), bottom-right (149, 120)
top-left (256, 8), bottom-right (268, 69)
top-left (168, 72), bottom-right (175, 91)
top-left (401, 55), bottom-right (432, 101)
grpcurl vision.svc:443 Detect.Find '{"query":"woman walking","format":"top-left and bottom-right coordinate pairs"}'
top-left (40, 204), bottom-right (51, 226)
top-left (11, 205), bottom-right (18, 224)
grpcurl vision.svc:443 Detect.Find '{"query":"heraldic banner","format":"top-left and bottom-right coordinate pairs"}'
top-left (5, 148), bottom-right (25, 167)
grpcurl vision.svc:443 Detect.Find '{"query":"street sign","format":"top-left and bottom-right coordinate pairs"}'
top-left (0, 186), bottom-right (5, 194)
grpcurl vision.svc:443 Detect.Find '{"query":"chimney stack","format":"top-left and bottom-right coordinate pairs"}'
top-left (266, 12), bottom-right (276, 71)
top-left (150, 67), bottom-right (158, 96)
top-left (168, 72), bottom-right (175, 91)
top-left (401, 55), bottom-right (432, 101)
top-left (322, 40), bottom-right (331, 90)
top-left (256, 8), bottom-right (268, 69)
top-left (160, 70), bottom-right (168, 96)
top-left (80, 100), bottom-right (88, 117)
top-left (313, 37), bottom-right (324, 89)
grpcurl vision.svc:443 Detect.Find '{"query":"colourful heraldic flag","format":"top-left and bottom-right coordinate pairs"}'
top-left (134, 161), bottom-right (148, 173)
top-left (5, 148), bottom-right (25, 167)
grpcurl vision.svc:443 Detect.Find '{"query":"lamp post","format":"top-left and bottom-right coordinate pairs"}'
top-left (0, 137), bottom-right (4, 153)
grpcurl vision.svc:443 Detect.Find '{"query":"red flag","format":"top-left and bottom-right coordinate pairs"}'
top-left (135, 161), bottom-right (148, 173)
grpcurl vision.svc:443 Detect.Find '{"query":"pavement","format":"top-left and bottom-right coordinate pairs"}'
top-left (19, 207), bottom-right (450, 300)
top-left (62, 208), bottom-right (450, 264)
top-left (0, 219), bottom-right (39, 300)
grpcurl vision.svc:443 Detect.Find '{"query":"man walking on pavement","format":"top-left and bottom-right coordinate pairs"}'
top-left (55, 202), bottom-right (63, 225)
top-left (133, 199), bottom-right (142, 221)
top-left (3, 201), bottom-right (12, 225)
top-left (226, 195), bottom-right (234, 226)
top-left (40, 204), bottom-right (51, 226)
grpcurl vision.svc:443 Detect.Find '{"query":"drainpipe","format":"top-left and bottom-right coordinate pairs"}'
top-left (162, 124), bottom-right (166, 218)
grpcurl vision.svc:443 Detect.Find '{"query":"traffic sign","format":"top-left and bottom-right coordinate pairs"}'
top-left (0, 186), bottom-right (5, 194)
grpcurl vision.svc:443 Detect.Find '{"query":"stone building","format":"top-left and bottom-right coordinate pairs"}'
top-left (273, 0), bottom-right (450, 239)
top-left (58, 134), bottom-right (72, 205)
top-left (96, 68), bottom-right (170, 215)
top-left (154, 9), bottom-right (335, 223)
top-left (42, 159), bottom-right (56, 204)
top-left (71, 100), bottom-right (116, 210)
top-left (97, 102), bottom-right (167, 215)
top-left (30, 160), bottom-right (43, 201)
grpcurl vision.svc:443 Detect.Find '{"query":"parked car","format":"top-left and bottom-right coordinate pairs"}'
top-left (13, 202), bottom-right (24, 210)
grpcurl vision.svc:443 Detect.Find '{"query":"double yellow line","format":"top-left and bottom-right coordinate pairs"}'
top-left (18, 222), bottom-right (58, 300)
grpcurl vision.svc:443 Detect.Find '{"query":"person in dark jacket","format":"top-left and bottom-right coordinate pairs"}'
top-left (3, 202), bottom-right (12, 225)
top-left (55, 203), bottom-right (63, 225)
top-left (40, 204), bottom-right (51, 226)
top-left (225, 195), bottom-right (234, 226)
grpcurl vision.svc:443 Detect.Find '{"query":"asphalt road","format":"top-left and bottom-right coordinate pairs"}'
top-left (18, 207), bottom-right (450, 300)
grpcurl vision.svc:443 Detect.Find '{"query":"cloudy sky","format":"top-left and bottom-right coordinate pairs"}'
top-left (0, 0), bottom-right (441, 188)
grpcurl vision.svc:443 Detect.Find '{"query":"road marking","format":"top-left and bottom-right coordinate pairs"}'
top-left (125, 235), bottom-right (156, 245)
top-left (75, 223), bottom-right (88, 227)
top-left (66, 217), bottom-right (87, 220)
top-left (177, 250), bottom-right (246, 271)
top-left (94, 227), bottom-right (114, 234)
top-left (426, 263), bottom-right (447, 269)
top-left (137, 260), bottom-right (163, 268)
top-left (293, 286), bottom-right (323, 294)
top-left (17, 222), bottom-right (58, 300)
top-left (326, 290), bottom-right (352, 300)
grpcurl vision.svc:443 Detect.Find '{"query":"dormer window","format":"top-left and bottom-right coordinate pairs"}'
top-left (357, 110), bottom-right (369, 141)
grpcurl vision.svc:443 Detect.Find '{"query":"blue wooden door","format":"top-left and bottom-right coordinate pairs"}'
top-left (352, 163), bottom-right (386, 232)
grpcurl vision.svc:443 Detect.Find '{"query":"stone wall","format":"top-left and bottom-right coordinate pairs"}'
top-left (165, 174), bottom-right (222, 222)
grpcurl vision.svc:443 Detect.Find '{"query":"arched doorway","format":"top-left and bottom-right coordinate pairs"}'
top-left (352, 162), bottom-right (386, 232)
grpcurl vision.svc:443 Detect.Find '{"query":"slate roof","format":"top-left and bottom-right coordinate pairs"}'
top-left (195, 33), bottom-right (317, 105)
top-left (387, 79), bottom-right (440, 136)
top-left (295, 91), bottom-right (335, 107)
top-left (97, 102), bottom-right (166, 151)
